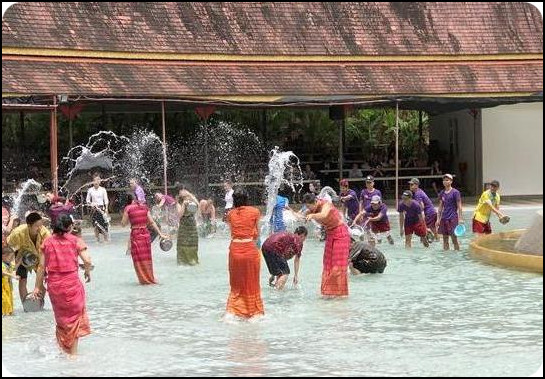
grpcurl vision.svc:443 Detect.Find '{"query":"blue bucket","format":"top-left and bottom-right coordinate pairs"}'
top-left (454, 224), bottom-right (466, 237)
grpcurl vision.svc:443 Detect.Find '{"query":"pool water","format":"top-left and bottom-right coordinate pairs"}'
top-left (2, 208), bottom-right (543, 376)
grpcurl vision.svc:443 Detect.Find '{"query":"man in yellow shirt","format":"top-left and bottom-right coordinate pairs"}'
top-left (6, 212), bottom-right (50, 302)
top-left (472, 180), bottom-right (508, 235)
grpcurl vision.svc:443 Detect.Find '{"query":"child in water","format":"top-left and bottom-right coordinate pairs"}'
top-left (2, 245), bottom-right (19, 316)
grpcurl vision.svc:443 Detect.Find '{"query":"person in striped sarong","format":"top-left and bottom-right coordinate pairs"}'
top-left (121, 195), bottom-right (168, 284)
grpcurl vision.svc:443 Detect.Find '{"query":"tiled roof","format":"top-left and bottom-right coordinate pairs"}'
top-left (2, 2), bottom-right (543, 55)
top-left (2, 2), bottom-right (542, 101)
top-left (3, 58), bottom-right (542, 98)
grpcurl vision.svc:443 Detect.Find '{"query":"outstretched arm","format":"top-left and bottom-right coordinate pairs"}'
top-left (485, 199), bottom-right (504, 218)
top-left (306, 202), bottom-right (332, 222)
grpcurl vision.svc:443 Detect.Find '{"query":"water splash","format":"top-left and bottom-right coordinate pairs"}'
top-left (261, 146), bottom-right (303, 239)
top-left (12, 179), bottom-right (42, 220)
top-left (282, 209), bottom-right (300, 232)
top-left (60, 131), bottom-right (130, 196)
top-left (119, 130), bottom-right (165, 186)
top-left (60, 129), bottom-right (165, 198)
top-left (318, 186), bottom-right (339, 202)
top-left (169, 121), bottom-right (266, 194)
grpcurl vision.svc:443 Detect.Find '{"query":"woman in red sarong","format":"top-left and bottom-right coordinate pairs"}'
top-left (303, 193), bottom-right (350, 297)
top-left (35, 214), bottom-right (93, 355)
top-left (225, 187), bottom-right (264, 319)
top-left (121, 195), bottom-right (168, 285)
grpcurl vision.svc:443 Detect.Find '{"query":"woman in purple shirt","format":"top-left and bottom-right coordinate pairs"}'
top-left (436, 174), bottom-right (464, 251)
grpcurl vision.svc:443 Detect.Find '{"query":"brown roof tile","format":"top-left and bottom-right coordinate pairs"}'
top-left (2, 2), bottom-right (543, 56)
top-left (3, 59), bottom-right (542, 98)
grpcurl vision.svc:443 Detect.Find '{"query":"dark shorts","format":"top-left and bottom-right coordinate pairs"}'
top-left (405, 221), bottom-right (427, 237)
top-left (262, 248), bottom-right (290, 277)
top-left (371, 221), bottom-right (390, 234)
top-left (472, 218), bottom-right (492, 234)
top-left (438, 217), bottom-right (458, 236)
top-left (425, 213), bottom-right (438, 230)
top-left (16, 264), bottom-right (28, 280)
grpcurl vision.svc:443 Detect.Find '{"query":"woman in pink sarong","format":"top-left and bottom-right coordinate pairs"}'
top-left (35, 214), bottom-right (93, 355)
top-left (303, 192), bottom-right (350, 297)
top-left (121, 195), bottom-right (168, 284)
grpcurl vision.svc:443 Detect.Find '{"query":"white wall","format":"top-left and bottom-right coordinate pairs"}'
top-left (482, 102), bottom-right (543, 196)
top-left (429, 109), bottom-right (481, 194)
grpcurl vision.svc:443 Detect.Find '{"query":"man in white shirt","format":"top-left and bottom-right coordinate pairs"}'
top-left (223, 180), bottom-right (234, 221)
top-left (86, 175), bottom-right (109, 242)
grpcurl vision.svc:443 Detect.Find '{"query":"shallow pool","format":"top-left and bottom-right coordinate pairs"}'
top-left (2, 207), bottom-right (543, 376)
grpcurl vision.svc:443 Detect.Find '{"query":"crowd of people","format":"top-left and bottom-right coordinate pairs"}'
top-left (2, 170), bottom-right (509, 357)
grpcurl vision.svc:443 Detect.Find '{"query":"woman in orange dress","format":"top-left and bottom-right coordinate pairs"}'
top-left (303, 192), bottom-right (350, 297)
top-left (225, 188), bottom-right (264, 319)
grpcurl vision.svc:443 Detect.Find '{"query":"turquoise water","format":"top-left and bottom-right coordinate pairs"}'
top-left (2, 207), bottom-right (543, 376)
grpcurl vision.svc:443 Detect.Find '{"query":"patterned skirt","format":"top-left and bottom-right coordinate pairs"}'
top-left (177, 215), bottom-right (199, 265)
top-left (321, 224), bottom-right (350, 297)
top-left (130, 227), bottom-right (156, 285)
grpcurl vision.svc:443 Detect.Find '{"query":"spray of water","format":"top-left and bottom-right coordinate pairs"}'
top-left (318, 186), bottom-right (339, 202)
top-left (169, 121), bottom-right (266, 195)
top-left (60, 129), bottom-right (165, 198)
top-left (261, 146), bottom-right (303, 239)
top-left (118, 130), bottom-right (165, 186)
top-left (12, 179), bottom-right (43, 220)
top-left (60, 131), bottom-right (130, 196)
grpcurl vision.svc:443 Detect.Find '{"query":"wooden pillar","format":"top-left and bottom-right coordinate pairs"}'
top-left (50, 96), bottom-right (58, 195)
top-left (19, 112), bottom-right (26, 176)
top-left (161, 101), bottom-right (168, 195)
top-left (395, 102), bottom-right (399, 205)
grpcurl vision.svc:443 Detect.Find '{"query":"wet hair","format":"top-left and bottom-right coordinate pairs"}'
top-left (402, 190), bottom-right (413, 199)
top-left (53, 214), bottom-right (73, 235)
top-left (302, 193), bottom-right (316, 204)
top-left (294, 226), bottom-right (308, 237)
top-left (12, 218), bottom-right (21, 229)
top-left (25, 212), bottom-right (42, 226)
top-left (2, 196), bottom-right (13, 208)
top-left (232, 187), bottom-right (249, 208)
top-left (278, 184), bottom-right (292, 198)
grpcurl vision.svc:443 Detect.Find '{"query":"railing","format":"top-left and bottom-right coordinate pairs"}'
top-left (207, 180), bottom-right (320, 206)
